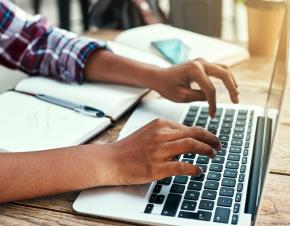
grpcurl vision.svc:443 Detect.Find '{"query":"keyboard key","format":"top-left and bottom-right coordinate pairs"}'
top-left (234, 126), bottom-right (245, 133)
top-left (202, 190), bottom-right (217, 200)
top-left (161, 194), bottom-right (182, 216)
top-left (224, 116), bottom-right (234, 122)
top-left (185, 190), bottom-right (200, 200)
top-left (222, 178), bottom-right (236, 187)
top-left (201, 107), bottom-right (209, 114)
top-left (189, 106), bottom-right (199, 112)
top-left (182, 158), bottom-right (194, 164)
top-left (217, 197), bottom-right (233, 207)
top-left (191, 173), bottom-right (205, 181)
top-left (199, 114), bottom-right (208, 119)
top-left (229, 146), bottom-right (242, 153)
top-left (158, 177), bottom-right (172, 185)
top-left (196, 156), bottom-right (210, 164)
top-left (208, 129), bottom-right (217, 135)
top-left (239, 174), bottom-right (245, 182)
top-left (232, 214), bottom-right (239, 225)
top-left (237, 183), bottom-right (243, 192)
top-left (170, 184), bottom-right (185, 194)
top-left (238, 110), bottom-right (248, 115)
top-left (181, 200), bottom-right (197, 211)
top-left (219, 187), bottom-right (234, 197)
top-left (237, 114), bottom-right (247, 120)
top-left (214, 207), bottom-right (231, 223)
top-left (233, 133), bottom-right (244, 139)
top-left (183, 120), bottom-right (193, 127)
top-left (219, 134), bottom-right (230, 142)
top-left (209, 163), bottom-right (223, 172)
top-left (236, 120), bottom-right (246, 126)
top-left (221, 141), bottom-right (228, 148)
top-left (224, 169), bottom-right (238, 178)
top-left (207, 172), bottom-right (221, 181)
top-left (204, 180), bottom-right (219, 190)
top-left (246, 134), bottom-right (251, 141)
top-left (210, 118), bottom-right (220, 124)
top-left (240, 165), bottom-right (246, 173)
top-left (178, 210), bottom-right (212, 221)
top-left (233, 203), bottom-right (240, 213)
top-left (144, 204), bottom-right (154, 214)
top-left (183, 153), bottom-right (196, 159)
top-left (199, 200), bottom-right (214, 210)
top-left (149, 194), bottom-right (157, 203)
top-left (174, 176), bottom-right (188, 184)
top-left (242, 157), bottom-right (248, 164)
top-left (197, 164), bottom-right (208, 173)
top-left (226, 161), bottom-right (239, 169)
top-left (155, 195), bottom-right (165, 204)
top-left (243, 149), bottom-right (249, 156)
top-left (153, 184), bottom-right (162, 193)
top-left (208, 124), bottom-right (219, 130)
top-left (227, 154), bottom-right (241, 161)
top-left (231, 139), bottom-right (243, 146)
top-left (222, 122), bottom-right (232, 128)
top-left (235, 193), bottom-right (242, 202)
top-left (188, 181), bottom-right (203, 191)
top-left (220, 128), bottom-right (231, 134)
top-left (225, 109), bottom-right (235, 116)
top-left (217, 148), bottom-right (227, 156)
top-left (245, 141), bottom-right (250, 148)
top-left (212, 156), bottom-right (225, 164)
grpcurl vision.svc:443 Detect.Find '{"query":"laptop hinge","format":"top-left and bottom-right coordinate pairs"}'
top-left (245, 116), bottom-right (272, 218)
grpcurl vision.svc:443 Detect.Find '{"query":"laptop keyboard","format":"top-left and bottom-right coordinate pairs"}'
top-left (144, 105), bottom-right (254, 225)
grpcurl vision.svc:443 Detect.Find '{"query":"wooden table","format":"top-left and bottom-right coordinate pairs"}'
top-left (1, 31), bottom-right (290, 226)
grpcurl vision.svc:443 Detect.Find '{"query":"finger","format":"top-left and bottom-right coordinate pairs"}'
top-left (162, 137), bottom-right (217, 159)
top-left (204, 63), bottom-right (239, 103)
top-left (164, 126), bottom-right (221, 150)
top-left (217, 64), bottom-right (238, 88)
top-left (159, 162), bottom-right (203, 178)
top-left (190, 62), bottom-right (217, 117)
top-left (181, 89), bottom-right (207, 102)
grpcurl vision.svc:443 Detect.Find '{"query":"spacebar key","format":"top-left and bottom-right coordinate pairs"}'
top-left (161, 193), bottom-right (182, 217)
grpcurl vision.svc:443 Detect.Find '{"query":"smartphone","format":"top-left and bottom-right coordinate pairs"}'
top-left (151, 39), bottom-right (190, 64)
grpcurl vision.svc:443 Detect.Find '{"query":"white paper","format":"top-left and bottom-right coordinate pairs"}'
top-left (15, 77), bottom-right (147, 120)
top-left (115, 24), bottom-right (249, 66)
top-left (0, 92), bottom-right (111, 152)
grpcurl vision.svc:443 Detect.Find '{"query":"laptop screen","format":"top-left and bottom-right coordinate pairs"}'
top-left (255, 1), bottom-right (289, 220)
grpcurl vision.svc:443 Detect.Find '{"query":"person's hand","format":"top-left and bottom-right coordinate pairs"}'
top-left (105, 119), bottom-right (221, 186)
top-left (152, 59), bottom-right (239, 117)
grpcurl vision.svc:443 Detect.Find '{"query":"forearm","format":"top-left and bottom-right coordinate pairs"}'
top-left (0, 144), bottom-right (117, 203)
top-left (84, 50), bottom-right (162, 89)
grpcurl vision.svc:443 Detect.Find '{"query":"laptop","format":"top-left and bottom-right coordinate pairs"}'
top-left (73, 5), bottom-right (289, 226)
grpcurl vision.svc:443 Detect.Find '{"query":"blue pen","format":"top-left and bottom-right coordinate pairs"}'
top-left (36, 94), bottom-right (105, 118)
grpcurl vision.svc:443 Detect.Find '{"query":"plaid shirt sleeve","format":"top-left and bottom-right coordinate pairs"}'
top-left (0, 0), bottom-right (109, 83)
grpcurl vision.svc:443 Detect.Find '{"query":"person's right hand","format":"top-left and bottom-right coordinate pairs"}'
top-left (104, 119), bottom-right (221, 186)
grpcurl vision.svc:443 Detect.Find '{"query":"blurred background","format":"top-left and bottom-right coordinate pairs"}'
top-left (1, 0), bottom-right (285, 93)
top-left (13, 0), bottom-right (248, 44)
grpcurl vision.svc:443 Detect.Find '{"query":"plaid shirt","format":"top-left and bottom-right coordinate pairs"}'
top-left (0, 0), bottom-right (108, 83)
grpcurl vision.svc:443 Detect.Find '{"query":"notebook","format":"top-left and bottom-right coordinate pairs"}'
top-left (111, 24), bottom-right (249, 66)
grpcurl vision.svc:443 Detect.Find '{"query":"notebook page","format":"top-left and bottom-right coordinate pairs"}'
top-left (15, 77), bottom-right (148, 120)
top-left (0, 92), bottom-right (111, 152)
top-left (115, 24), bottom-right (249, 66)
top-left (107, 41), bottom-right (170, 68)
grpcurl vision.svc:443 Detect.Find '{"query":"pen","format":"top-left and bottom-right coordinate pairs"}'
top-left (36, 94), bottom-right (105, 118)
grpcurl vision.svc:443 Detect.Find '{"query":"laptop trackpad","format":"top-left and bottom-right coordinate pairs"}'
top-left (74, 184), bottom-right (151, 214)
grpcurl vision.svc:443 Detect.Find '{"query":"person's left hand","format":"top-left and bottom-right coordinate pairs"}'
top-left (151, 58), bottom-right (239, 117)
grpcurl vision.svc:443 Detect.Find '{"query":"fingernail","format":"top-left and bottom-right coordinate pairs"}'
top-left (211, 150), bottom-right (217, 159)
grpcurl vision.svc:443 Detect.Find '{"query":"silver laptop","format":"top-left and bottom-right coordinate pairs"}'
top-left (73, 5), bottom-right (289, 226)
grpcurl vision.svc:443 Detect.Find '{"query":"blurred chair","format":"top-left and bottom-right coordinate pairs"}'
top-left (32, 0), bottom-right (90, 31)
